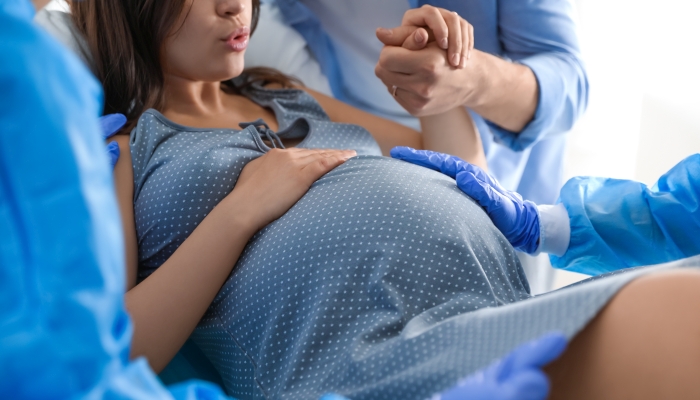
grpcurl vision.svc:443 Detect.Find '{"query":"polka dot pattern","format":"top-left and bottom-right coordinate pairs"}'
top-left (127, 82), bottom-right (681, 400)
top-left (131, 83), bottom-right (382, 278)
top-left (192, 156), bottom-right (528, 399)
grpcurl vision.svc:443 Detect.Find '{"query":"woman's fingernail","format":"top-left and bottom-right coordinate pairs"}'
top-left (378, 27), bottom-right (391, 36)
top-left (440, 38), bottom-right (448, 49)
top-left (461, 55), bottom-right (467, 68)
top-left (451, 53), bottom-right (460, 66)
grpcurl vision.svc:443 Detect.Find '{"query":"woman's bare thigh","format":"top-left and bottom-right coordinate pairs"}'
top-left (545, 269), bottom-right (700, 400)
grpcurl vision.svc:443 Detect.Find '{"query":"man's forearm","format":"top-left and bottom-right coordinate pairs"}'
top-left (463, 50), bottom-right (539, 133)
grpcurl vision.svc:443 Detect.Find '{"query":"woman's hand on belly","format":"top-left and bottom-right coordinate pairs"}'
top-left (227, 148), bottom-right (357, 232)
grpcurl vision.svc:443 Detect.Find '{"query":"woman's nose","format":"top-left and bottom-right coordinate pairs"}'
top-left (216, 0), bottom-right (245, 18)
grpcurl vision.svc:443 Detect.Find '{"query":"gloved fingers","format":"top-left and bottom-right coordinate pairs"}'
top-left (456, 171), bottom-right (510, 213)
top-left (469, 165), bottom-right (507, 193)
top-left (318, 394), bottom-right (350, 400)
top-left (106, 141), bottom-right (120, 169)
top-left (390, 147), bottom-right (506, 194)
top-left (438, 381), bottom-right (496, 400)
top-left (99, 113), bottom-right (127, 140)
top-left (496, 332), bottom-right (567, 380)
top-left (501, 369), bottom-right (551, 400)
top-left (391, 147), bottom-right (465, 178)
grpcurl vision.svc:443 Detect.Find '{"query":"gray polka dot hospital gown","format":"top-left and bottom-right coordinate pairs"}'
top-left (130, 81), bottom-right (699, 399)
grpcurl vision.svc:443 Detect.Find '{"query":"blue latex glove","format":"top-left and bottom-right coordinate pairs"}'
top-left (391, 147), bottom-right (541, 254)
top-left (436, 332), bottom-right (567, 400)
top-left (99, 113), bottom-right (126, 168)
top-left (320, 332), bottom-right (567, 400)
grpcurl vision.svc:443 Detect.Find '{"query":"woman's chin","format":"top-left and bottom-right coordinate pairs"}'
top-left (217, 64), bottom-right (246, 82)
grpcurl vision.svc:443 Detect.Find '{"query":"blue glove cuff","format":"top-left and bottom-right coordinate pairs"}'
top-left (511, 200), bottom-right (541, 254)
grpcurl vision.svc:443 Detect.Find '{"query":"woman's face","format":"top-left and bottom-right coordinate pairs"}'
top-left (162, 0), bottom-right (252, 82)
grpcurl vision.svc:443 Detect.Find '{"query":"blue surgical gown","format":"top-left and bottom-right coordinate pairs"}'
top-left (551, 154), bottom-right (700, 275)
top-left (0, 0), bottom-right (228, 398)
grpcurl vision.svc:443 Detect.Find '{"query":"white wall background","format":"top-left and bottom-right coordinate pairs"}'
top-left (556, 0), bottom-right (700, 287)
top-left (568, 0), bottom-right (700, 185)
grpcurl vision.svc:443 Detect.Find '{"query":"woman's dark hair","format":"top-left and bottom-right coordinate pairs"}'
top-left (71, 0), bottom-right (299, 133)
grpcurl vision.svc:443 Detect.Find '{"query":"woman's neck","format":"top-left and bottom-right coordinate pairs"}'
top-left (162, 74), bottom-right (229, 118)
top-left (159, 72), bottom-right (280, 132)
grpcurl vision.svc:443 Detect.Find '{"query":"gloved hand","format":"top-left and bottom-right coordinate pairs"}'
top-left (435, 332), bottom-right (567, 400)
top-left (99, 113), bottom-right (127, 168)
top-left (320, 332), bottom-right (567, 400)
top-left (391, 147), bottom-right (541, 254)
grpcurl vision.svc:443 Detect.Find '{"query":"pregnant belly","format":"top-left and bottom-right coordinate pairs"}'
top-left (199, 155), bottom-right (528, 397)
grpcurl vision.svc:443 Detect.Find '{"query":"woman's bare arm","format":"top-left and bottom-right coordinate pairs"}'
top-left (419, 107), bottom-right (487, 170)
top-left (112, 136), bottom-right (260, 372)
top-left (303, 87), bottom-right (422, 154)
top-left (303, 88), bottom-right (486, 169)
top-left (112, 136), bottom-right (355, 372)
top-left (113, 136), bottom-right (139, 289)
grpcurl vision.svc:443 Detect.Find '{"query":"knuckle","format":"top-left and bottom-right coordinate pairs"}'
top-left (411, 94), bottom-right (430, 108)
top-left (419, 84), bottom-right (434, 98)
top-left (374, 64), bottom-right (386, 80)
top-left (448, 11), bottom-right (460, 24)
top-left (377, 50), bottom-right (386, 65)
top-left (423, 59), bottom-right (441, 74)
top-left (318, 158), bottom-right (332, 169)
top-left (405, 99), bottom-right (426, 116)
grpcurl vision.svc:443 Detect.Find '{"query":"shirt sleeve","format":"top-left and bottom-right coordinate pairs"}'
top-left (488, 0), bottom-right (589, 151)
top-left (550, 155), bottom-right (700, 275)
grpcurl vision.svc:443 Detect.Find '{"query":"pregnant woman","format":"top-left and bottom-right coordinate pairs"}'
top-left (71, 0), bottom-right (700, 399)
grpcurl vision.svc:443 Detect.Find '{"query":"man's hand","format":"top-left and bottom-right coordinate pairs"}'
top-left (374, 5), bottom-right (476, 117)
top-left (374, 5), bottom-right (538, 132)
top-left (375, 41), bottom-right (476, 117)
top-left (377, 5), bottom-right (474, 67)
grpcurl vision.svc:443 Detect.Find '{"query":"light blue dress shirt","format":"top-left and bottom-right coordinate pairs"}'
top-left (545, 155), bottom-right (700, 275)
top-left (273, 0), bottom-right (589, 204)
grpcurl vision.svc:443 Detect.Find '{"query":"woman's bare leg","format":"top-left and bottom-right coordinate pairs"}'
top-left (545, 269), bottom-right (700, 399)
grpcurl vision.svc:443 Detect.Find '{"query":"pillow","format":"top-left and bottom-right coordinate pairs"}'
top-left (245, 3), bottom-right (332, 95)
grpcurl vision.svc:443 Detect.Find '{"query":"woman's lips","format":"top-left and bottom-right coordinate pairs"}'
top-left (223, 26), bottom-right (250, 52)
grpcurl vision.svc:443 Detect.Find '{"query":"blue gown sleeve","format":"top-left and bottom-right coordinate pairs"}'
top-left (0, 1), bottom-right (230, 398)
top-left (489, 0), bottom-right (589, 151)
top-left (551, 155), bottom-right (700, 275)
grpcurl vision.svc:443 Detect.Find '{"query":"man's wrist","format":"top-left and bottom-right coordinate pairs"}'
top-left (459, 49), bottom-right (489, 109)
top-left (460, 52), bottom-right (539, 132)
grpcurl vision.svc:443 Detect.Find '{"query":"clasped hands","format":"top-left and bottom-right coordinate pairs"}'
top-left (374, 5), bottom-right (477, 117)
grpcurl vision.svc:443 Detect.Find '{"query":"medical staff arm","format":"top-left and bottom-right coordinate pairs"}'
top-left (305, 88), bottom-right (486, 168)
top-left (552, 155), bottom-right (700, 275)
top-left (489, 0), bottom-right (589, 150)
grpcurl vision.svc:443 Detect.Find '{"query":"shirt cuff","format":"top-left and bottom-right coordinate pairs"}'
top-left (535, 203), bottom-right (570, 257)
